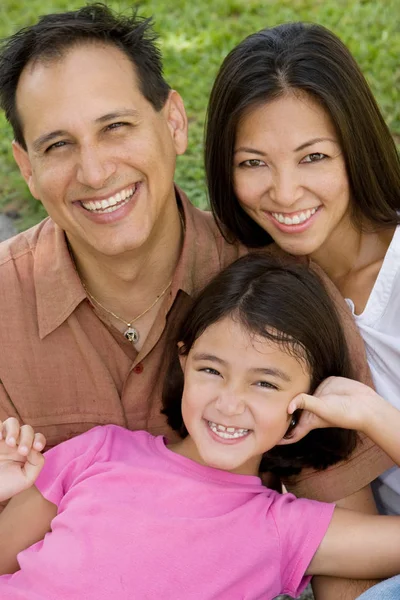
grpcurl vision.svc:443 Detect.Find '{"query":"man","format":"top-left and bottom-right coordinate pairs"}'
top-left (0, 5), bottom-right (391, 599)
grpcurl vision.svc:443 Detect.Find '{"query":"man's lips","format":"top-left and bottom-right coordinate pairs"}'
top-left (78, 183), bottom-right (138, 214)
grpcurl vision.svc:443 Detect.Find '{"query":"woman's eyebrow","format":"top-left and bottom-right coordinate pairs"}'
top-left (295, 137), bottom-right (338, 152)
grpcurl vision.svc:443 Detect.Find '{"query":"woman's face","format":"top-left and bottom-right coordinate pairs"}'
top-left (233, 92), bottom-right (352, 257)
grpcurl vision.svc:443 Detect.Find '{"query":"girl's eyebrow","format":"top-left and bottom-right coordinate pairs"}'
top-left (249, 367), bottom-right (291, 382)
top-left (191, 353), bottom-right (291, 382)
top-left (192, 353), bottom-right (226, 365)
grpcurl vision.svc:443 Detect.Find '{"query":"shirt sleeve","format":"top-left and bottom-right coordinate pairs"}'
top-left (270, 492), bottom-right (335, 597)
top-left (34, 426), bottom-right (109, 507)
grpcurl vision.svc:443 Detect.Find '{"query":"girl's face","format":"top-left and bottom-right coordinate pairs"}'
top-left (173, 316), bottom-right (311, 476)
top-left (233, 92), bottom-right (352, 258)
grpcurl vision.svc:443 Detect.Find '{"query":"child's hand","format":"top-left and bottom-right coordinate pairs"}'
top-left (0, 417), bottom-right (46, 502)
top-left (286, 377), bottom-right (382, 442)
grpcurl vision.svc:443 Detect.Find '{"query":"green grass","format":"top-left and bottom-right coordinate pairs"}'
top-left (0, 0), bottom-right (399, 229)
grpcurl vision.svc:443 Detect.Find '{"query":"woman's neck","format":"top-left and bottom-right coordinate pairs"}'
top-left (310, 221), bottom-right (395, 312)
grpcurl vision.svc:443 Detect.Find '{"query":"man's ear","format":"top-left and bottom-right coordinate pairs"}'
top-left (12, 141), bottom-right (39, 199)
top-left (164, 90), bottom-right (188, 156)
top-left (177, 341), bottom-right (187, 372)
top-left (275, 409), bottom-right (309, 445)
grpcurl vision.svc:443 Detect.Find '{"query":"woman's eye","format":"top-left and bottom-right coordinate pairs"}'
top-left (240, 159), bottom-right (266, 168)
top-left (301, 152), bottom-right (327, 163)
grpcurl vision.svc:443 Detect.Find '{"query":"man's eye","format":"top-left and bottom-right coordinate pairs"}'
top-left (106, 122), bottom-right (128, 131)
top-left (301, 153), bottom-right (327, 163)
top-left (46, 141), bottom-right (67, 152)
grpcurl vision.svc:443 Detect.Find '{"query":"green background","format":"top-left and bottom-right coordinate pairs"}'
top-left (0, 0), bottom-right (399, 230)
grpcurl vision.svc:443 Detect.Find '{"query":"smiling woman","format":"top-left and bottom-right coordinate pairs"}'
top-left (205, 21), bottom-right (400, 519)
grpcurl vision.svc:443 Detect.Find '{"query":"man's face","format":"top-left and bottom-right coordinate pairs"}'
top-left (13, 43), bottom-right (187, 257)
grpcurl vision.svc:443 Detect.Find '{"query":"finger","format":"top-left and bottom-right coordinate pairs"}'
top-left (22, 449), bottom-right (45, 485)
top-left (289, 393), bottom-right (325, 416)
top-left (17, 424), bottom-right (36, 456)
top-left (2, 417), bottom-right (21, 447)
top-left (33, 433), bottom-right (46, 451)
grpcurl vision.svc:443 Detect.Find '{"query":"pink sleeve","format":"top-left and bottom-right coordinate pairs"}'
top-left (34, 426), bottom-right (109, 507)
top-left (270, 492), bottom-right (335, 596)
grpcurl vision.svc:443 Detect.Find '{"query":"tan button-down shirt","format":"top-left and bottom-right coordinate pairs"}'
top-left (0, 189), bottom-right (392, 502)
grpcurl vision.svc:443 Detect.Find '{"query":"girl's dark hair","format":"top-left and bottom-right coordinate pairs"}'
top-left (162, 253), bottom-right (357, 477)
top-left (0, 3), bottom-right (170, 149)
top-left (205, 22), bottom-right (400, 248)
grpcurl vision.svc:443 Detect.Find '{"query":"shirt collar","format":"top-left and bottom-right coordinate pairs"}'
top-left (35, 218), bottom-right (86, 339)
top-left (35, 186), bottom-right (241, 339)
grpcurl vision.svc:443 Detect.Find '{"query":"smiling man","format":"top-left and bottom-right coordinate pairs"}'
top-left (0, 6), bottom-right (392, 600)
top-left (0, 4), bottom-right (243, 446)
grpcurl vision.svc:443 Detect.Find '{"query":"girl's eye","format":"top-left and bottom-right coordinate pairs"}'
top-left (200, 367), bottom-right (221, 376)
top-left (240, 158), bottom-right (266, 168)
top-left (301, 152), bottom-right (327, 164)
top-left (255, 381), bottom-right (278, 390)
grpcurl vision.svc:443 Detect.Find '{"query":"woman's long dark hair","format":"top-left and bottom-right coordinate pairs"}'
top-left (162, 253), bottom-right (357, 477)
top-left (205, 22), bottom-right (400, 247)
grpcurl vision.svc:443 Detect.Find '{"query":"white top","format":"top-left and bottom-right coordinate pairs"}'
top-left (346, 224), bottom-right (400, 515)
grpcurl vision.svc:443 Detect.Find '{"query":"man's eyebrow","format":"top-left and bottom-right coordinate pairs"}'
top-left (95, 109), bottom-right (140, 123)
top-left (32, 130), bottom-right (68, 153)
top-left (249, 367), bottom-right (291, 382)
top-left (294, 137), bottom-right (338, 152)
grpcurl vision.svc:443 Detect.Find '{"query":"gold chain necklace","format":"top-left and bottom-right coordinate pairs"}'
top-left (82, 279), bottom-right (172, 344)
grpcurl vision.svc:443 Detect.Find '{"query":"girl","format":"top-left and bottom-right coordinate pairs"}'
top-left (0, 254), bottom-right (399, 600)
top-left (205, 22), bottom-right (400, 517)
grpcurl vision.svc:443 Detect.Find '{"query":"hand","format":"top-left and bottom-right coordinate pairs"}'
top-left (286, 377), bottom-right (382, 443)
top-left (0, 418), bottom-right (46, 502)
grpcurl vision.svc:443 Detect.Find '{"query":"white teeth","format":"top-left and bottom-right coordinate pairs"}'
top-left (272, 207), bottom-right (317, 226)
top-left (81, 186), bottom-right (135, 213)
top-left (208, 421), bottom-right (249, 439)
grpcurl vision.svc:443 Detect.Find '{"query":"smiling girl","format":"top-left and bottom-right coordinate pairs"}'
top-left (0, 254), bottom-right (399, 600)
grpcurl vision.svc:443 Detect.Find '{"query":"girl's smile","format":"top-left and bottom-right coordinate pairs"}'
top-left (170, 316), bottom-right (311, 476)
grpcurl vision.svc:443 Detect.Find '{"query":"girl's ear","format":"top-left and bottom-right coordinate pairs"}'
top-left (177, 341), bottom-right (187, 372)
top-left (276, 409), bottom-right (307, 445)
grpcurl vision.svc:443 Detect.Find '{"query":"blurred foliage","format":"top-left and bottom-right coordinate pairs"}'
top-left (0, 0), bottom-right (398, 229)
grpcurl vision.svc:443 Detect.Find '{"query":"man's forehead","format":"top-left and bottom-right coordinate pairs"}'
top-left (18, 41), bottom-right (139, 88)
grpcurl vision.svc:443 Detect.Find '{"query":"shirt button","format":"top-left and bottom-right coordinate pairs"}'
top-left (133, 363), bottom-right (144, 374)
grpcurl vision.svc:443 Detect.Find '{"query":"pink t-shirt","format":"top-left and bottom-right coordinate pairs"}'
top-left (1, 426), bottom-right (334, 599)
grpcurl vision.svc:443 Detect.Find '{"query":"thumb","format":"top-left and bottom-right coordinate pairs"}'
top-left (289, 393), bottom-right (323, 416)
top-left (288, 393), bottom-right (333, 432)
top-left (22, 449), bottom-right (45, 486)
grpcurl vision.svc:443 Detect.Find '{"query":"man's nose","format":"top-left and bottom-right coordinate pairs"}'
top-left (76, 144), bottom-right (117, 189)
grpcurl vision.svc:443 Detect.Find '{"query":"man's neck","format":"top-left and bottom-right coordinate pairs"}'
top-left (67, 204), bottom-right (184, 319)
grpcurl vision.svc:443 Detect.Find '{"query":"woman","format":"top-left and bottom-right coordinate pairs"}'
top-left (205, 22), bottom-right (400, 520)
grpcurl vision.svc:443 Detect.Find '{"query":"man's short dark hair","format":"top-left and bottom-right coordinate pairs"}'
top-left (0, 3), bottom-right (171, 148)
